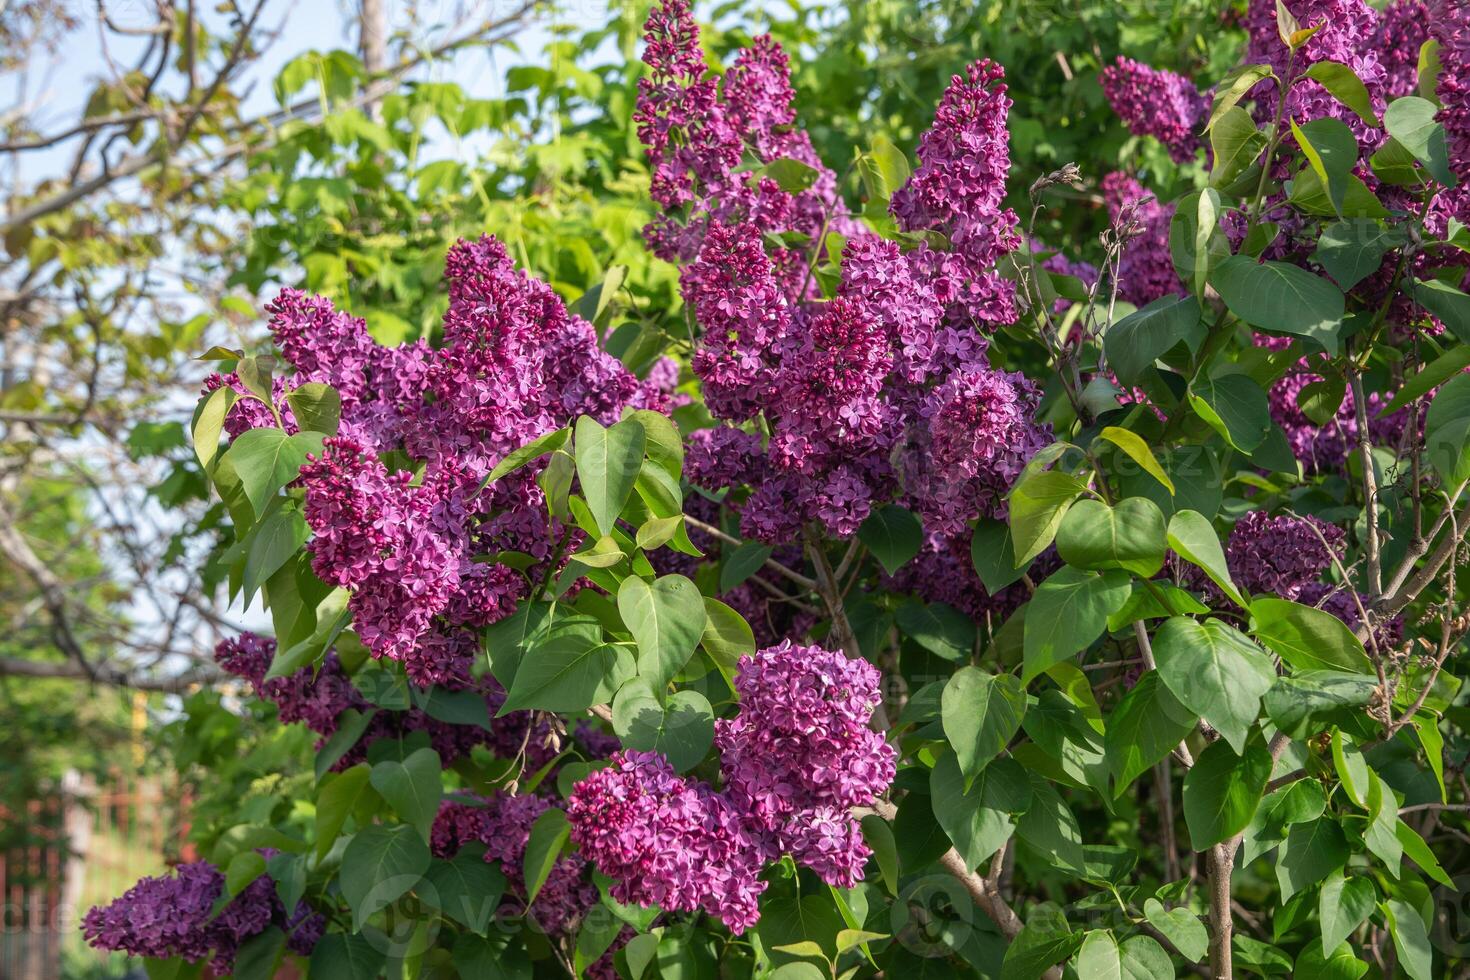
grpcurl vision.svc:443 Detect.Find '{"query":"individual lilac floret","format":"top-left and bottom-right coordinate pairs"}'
top-left (716, 641), bottom-right (897, 887)
top-left (568, 750), bottom-right (769, 933)
top-left (1100, 56), bottom-right (1208, 162)
top-left (1226, 511), bottom-right (1345, 600)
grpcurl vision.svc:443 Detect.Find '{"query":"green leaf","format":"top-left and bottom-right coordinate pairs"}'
top-left (1143, 899), bottom-right (1208, 962)
top-left (1264, 671), bottom-right (1376, 738)
top-left (340, 824), bottom-right (430, 931)
top-left (1188, 373), bottom-right (1274, 452)
top-left (1276, 818), bottom-right (1348, 900)
top-left (1103, 295), bottom-right (1205, 386)
top-left (760, 157), bottom-right (821, 192)
top-left (523, 808), bottom-right (570, 905)
top-left (1208, 64), bottom-right (1276, 131)
top-left (315, 764), bottom-right (373, 862)
top-left (308, 933), bottom-right (388, 980)
top-left (225, 849), bottom-right (266, 897)
top-left (574, 263), bottom-right (628, 327)
top-left (1002, 909), bottom-right (1082, 980)
top-left (858, 505), bottom-right (924, 575)
top-left (243, 508), bottom-right (309, 604)
top-left (1154, 617), bottom-right (1275, 753)
top-left (232, 927), bottom-right (285, 980)
top-left (929, 754), bottom-right (1030, 871)
top-left (626, 409), bottom-right (683, 480)
top-left (860, 814), bottom-right (899, 895)
top-left (1312, 220), bottom-right (1399, 291)
top-left (1076, 931), bottom-right (1121, 980)
top-left (284, 382), bottom-right (341, 436)
top-left (1378, 344), bottom-right (1470, 417)
top-left (1211, 255), bottom-right (1345, 354)
top-left (1294, 943), bottom-right (1368, 980)
top-left (500, 633), bottom-right (633, 714)
top-left (1008, 469), bottom-right (1087, 564)
top-left (1319, 871), bottom-right (1375, 955)
top-left (896, 600), bottom-right (977, 661)
top-left (1119, 935), bottom-right (1176, 979)
top-left (485, 427), bottom-right (570, 486)
top-left (971, 518), bottom-right (1028, 593)
top-left (1396, 819), bottom-right (1454, 886)
top-left (573, 415), bottom-right (646, 536)
top-left (1182, 736), bottom-right (1271, 849)
top-left (1305, 61), bottom-right (1381, 128)
top-left (224, 428), bottom-right (326, 513)
top-left (1249, 597), bottom-right (1374, 672)
top-left (1293, 117), bottom-right (1359, 216)
top-left (1105, 671), bottom-right (1197, 797)
top-left (720, 539), bottom-right (773, 592)
top-left (452, 933), bottom-right (531, 980)
top-left (1210, 107), bottom-right (1268, 187)
top-left (194, 385), bottom-right (237, 468)
top-left (617, 574), bottom-right (706, 690)
top-left (1098, 428), bottom-right (1175, 495)
top-left (315, 708), bottom-right (377, 780)
top-left (1167, 510), bottom-right (1245, 607)
top-left (369, 747), bottom-right (442, 843)
top-left (700, 596), bottom-right (755, 672)
top-left (424, 848), bottom-right (506, 935)
top-left (941, 667), bottom-right (1026, 785)
top-left (1425, 372), bottom-right (1470, 483)
top-left (1022, 567), bottom-right (1131, 682)
top-left (612, 680), bottom-right (714, 772)
top-left (1384, 96), bottom-right (1456, 186)
top-left (1382, 898), bottom-right (1434, 980)
top-left (1411, 277), bottom-right (1470, 345)
top-left (1055, 497), bottom-right (1167, 576)
top-left (1016, 777), bottom-right (1085, 874)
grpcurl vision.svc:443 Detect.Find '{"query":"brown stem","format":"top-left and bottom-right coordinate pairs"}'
top-left (805, 529), bottom-right (862, 661)
top-left (1207, 844), bottom-right (1234, 979)
top-left (1348, 363), bottom-right (1382, 595)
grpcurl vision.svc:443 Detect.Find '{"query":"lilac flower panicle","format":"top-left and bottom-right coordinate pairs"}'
top-left (1225, 510), bottom-right (1346, 600)
top-left (1100, 56), bottom-right (1208, 161)
top-left (82, 859), bottom-right (324, 969)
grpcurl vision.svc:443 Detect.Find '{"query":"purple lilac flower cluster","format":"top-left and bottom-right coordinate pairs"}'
top-left (1210, 512), bottom-right (1403, 642)
top-left (1100, 56), bottom-right (1208, 162)
top-left (213, 634), bottom-right (611, 772)
top-left (1225, 510), bottom-right (1346, 599)
top-left (642, 3), bottom-right (1047, 549)
top-left (635, 0), bottom-right (848, 276)
top-left (1433, 0), bottom-right (1470, 194)
top-left (568, 642), bottom-right (895, 933)
top-left (203, 234), bottom-right (670, 687)
top-left (1243, 0), bottom-right (1390, 150)
top-left (82, 859), bottom-right (323, 970)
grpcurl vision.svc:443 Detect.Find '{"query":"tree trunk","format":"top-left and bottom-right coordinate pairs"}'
top-left (359, 0), bottom-right (389, 119)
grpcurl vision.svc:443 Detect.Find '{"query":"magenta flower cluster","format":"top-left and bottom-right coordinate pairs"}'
top-left (568, 642), bottom-right (895, 933)
top-left (204, 232), bottom-right (672, 687)
top-left (212, 633), bottom-right (604, 771)
top-left (1100, 56), bottom-right (1207, 162)
top-left (1225, 510), bottom-right (1346, 600)
top-left (82, 859), bottom-right (322, 971)
top-left (639, 1), bottom-right (1047, 557)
